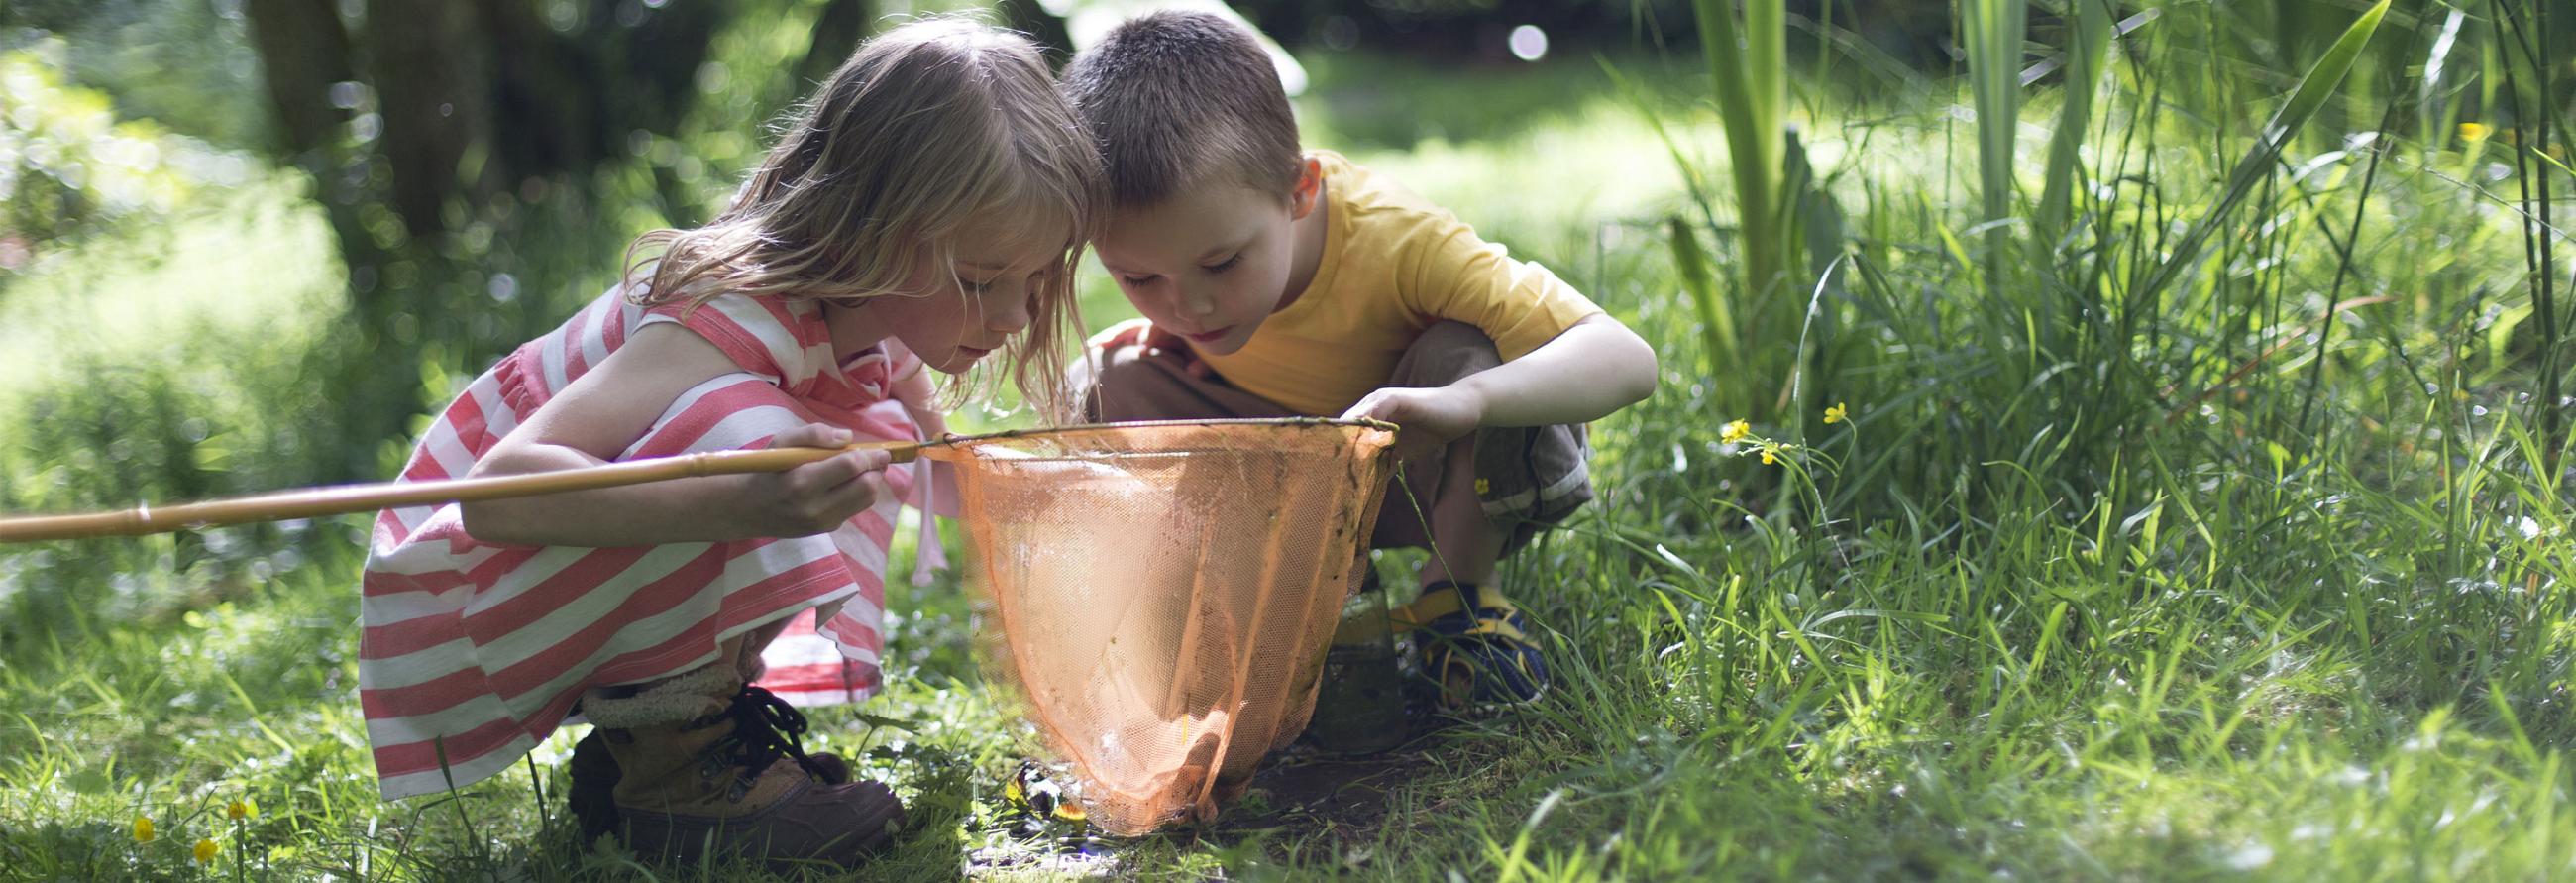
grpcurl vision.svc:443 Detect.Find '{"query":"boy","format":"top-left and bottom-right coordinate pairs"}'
top-left (1061, 12), bottom-right (1658, 708)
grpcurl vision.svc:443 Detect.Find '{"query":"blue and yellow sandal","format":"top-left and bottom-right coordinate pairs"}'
top-left (1395, 581), bottom-right (1549, 711)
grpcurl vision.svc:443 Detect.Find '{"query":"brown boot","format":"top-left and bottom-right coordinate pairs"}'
top-left (582, 664), bottom-right (906, 870)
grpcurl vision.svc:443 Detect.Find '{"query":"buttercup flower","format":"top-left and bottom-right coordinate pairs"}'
top-left (1824, 402), bottom-right (1847, 425)
top-left (228, 799), bottom-right (255, 822)
top-left (1721, 419), bottom-right (1751, 444)
top-left (192, 838), bottom-right (219, 864)
top-left (132, 815), bottom-right (155, 843)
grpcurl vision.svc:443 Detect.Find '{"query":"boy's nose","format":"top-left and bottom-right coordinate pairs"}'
top-left (1177, 284), bottom-right (1219, 319)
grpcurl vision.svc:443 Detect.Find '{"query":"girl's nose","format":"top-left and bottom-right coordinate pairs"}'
top-left (985, 284), bottom-right (1034, 335)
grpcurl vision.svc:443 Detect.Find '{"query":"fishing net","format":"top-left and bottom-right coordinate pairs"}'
top-left (923, 418), bottom-right (1397, 834)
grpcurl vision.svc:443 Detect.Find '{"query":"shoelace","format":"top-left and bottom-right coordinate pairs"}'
top-left (718, 685), bottom-right (830, 782)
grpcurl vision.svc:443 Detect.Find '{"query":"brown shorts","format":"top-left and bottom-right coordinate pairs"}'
top-left (1068, 321), bottom-right (1592, 556)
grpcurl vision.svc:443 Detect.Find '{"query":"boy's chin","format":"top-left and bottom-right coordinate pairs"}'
top-left (1178, 325), bottom-right (1256, 356)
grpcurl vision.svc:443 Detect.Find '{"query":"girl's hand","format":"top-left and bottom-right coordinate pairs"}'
top-left (1341, 385), bottom-right (1486, 464)
top-left (743, 424), bottom-right (893, 537)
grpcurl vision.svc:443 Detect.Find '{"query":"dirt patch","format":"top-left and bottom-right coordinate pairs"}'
top-left (965, 729), bottom-right (1453, 877)
top-left (1216, 743), bottom-right (1428, 832)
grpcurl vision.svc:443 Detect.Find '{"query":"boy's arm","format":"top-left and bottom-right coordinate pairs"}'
top-left (460, 324), bottom-right (892, 546)
top-left (1341, 313), bottom-right (1656, 462)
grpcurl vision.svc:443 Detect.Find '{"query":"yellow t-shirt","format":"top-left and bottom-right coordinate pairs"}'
top-left (1191, 151), bottom-right (1604, 416)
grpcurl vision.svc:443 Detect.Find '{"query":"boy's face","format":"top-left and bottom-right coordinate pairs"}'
top-left (1095, 166), bottom-right (1321, 356)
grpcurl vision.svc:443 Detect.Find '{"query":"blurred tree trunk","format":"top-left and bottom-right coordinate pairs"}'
top-left (595, 0), bottom-right (731, 138)
top-left (796, 0), bottom-right (877, 90)
top-left (365, 1), bottom-right (496, 237)
top-left (994, 0), bottom-right (1071, 60)
top-left (239, 0), bottom-right (353, 160)
top-left (242, 1), bottom-right (735, 241)
top-left (238, 0), bottom-right (379, 292)
top-left (478, 0), bottom-right (602, 183)
top-left (237, 1), bottom-right (740, 476)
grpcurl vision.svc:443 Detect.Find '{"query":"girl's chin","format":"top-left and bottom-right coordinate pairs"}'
top-left (924, 352), bottom-right (983, 376)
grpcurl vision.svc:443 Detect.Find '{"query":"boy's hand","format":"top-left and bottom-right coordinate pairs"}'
top-left (1341, 385), bottom-right (1485, 464)
top-left (1090, 318), bottom-right (1211, 379)
top-left (742, 424), bottom-right (892, 537)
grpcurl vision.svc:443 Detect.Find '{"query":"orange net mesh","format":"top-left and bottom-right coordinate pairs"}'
top-left (923, 419), bottom-right (1397, 834)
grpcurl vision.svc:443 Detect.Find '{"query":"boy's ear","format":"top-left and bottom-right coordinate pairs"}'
top-left (1288, 158), bottom-right (1324, 220)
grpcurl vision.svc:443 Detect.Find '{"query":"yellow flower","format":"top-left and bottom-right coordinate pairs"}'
top-left (1721, 419), bottom-right (1751, 444)
top-left (227, 799), bottom-right (255, 822)
top-left (132, 815), bottom-right (155, 843)
top-left (1760, 448), bottom-right (1777, 465)
top-left (192, 837), bottom-right (219, 864)
top-left (1824, 402), bottom-right (1847, 424)
top-left (2459, 122), bottom-right (2492, 142)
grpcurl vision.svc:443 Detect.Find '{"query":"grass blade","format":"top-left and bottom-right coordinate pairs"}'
top-left (2131, 0), bottom-right (2393, 301)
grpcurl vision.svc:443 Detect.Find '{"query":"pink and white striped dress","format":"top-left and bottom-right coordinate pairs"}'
top-left (359, 284), bottom-right (928, 800)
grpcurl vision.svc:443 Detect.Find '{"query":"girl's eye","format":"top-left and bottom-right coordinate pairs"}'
top-left (963, 278), bottom-right (996, 294)
top-left (1204, 254), bottom-right (1241, 275)
top-left (1119, 275), bottom-right (1157, 287)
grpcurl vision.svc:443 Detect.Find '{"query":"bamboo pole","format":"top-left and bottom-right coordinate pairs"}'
top-left (0, 417), bottom-right (1395, 546)
top-left (0, 441), bottom-right (921, 544)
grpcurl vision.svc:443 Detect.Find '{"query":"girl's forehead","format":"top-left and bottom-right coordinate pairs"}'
top-left (949, 202), bottom-right (1080, 270)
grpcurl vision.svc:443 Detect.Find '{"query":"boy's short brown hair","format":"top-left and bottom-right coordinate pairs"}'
top-left (1060, 11), bottom-right (1302, 208)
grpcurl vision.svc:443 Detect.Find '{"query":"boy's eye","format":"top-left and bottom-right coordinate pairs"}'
top-left (1203, 254), bottom-right (1241, 274)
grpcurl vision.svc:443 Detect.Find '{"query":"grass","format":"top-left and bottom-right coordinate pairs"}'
top-left (7, 2), bottom-right (2576, 879)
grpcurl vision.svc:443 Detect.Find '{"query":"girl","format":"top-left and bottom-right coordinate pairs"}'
top-left (357, 20), bottom-right (1101, 869)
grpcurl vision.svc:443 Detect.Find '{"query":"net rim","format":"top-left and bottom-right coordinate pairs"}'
top-left (929, 416), bottom-right (1398, 448)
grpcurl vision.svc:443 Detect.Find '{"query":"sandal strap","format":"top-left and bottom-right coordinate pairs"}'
top-left (1394, 581), bottom-right (1531, 644)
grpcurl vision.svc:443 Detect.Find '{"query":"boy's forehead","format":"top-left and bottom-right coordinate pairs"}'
top-left (1102, 188), bottom-right (1272, 260)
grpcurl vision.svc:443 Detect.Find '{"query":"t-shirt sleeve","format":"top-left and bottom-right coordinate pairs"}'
top-left (1402, 217), bottom-right (1604, 362)
top-left (633, 292), bottom-right (817, 387)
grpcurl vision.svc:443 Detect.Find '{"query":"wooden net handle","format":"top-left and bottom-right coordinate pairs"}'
top-left (0, 441), bottom-right (920, 544)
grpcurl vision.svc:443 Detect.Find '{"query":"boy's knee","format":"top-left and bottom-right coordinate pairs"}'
top-left (1063, 347), bottom-right (1112, 421)
top-left (1391, 321), bottom-right (1503, 387)
top-left (1066, 343), bottom-right (1211, 422)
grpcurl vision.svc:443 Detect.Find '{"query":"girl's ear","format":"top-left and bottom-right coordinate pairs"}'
top-left (1288, 158), bottom-right (1325, 220)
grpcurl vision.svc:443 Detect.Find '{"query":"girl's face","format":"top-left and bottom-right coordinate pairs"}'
top-left (853, 210), bottom-right (1072, 376)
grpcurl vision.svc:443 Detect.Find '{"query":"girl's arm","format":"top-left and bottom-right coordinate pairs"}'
top-left (1341, 313), bottom-right (1657, 463)
top-left (459, 323), bottom-right (892, 547)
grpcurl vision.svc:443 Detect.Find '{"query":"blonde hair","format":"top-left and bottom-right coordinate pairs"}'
top-left (624, 18), bottom-right (1103, 418)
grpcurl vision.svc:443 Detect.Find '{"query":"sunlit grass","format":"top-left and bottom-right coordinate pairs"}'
top-left (0, 174), bottom-right (342, 415)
